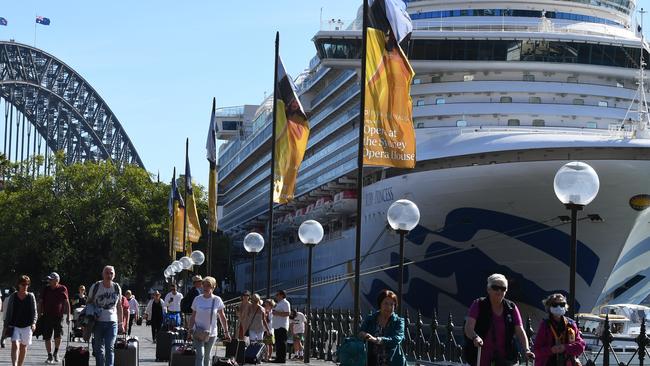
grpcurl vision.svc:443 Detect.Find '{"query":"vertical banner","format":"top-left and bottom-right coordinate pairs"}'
top-left (168, 168), bottom-right (185, 256)
top-left (185, 152), bottom-right (202, 244)
top-left (363, 0), bottom-right (416, 168)
top-left (273, 56), bottom-right (310, 203)
top-left (206, 98), bottom-right (218, 232)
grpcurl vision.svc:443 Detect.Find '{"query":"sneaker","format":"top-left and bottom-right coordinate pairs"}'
top-left (45, 355), bottom-right (54, 364)
top-left (53, 354), bottom-right (59, 363)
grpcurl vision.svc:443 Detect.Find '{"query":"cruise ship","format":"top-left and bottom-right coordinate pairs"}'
top-left (216, 0), bottom-right (650, 320)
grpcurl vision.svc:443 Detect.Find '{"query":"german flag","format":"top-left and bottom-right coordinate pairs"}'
top-left (363, 0), bottom-right (416, 168)
top-left (273, 56), bottom-right (310, 204)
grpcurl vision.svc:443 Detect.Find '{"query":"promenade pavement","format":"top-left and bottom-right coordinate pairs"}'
top-left (0, 317), bottom-right (335, 366)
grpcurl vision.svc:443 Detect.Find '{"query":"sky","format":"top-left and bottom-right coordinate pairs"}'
top-left (1, 0), bottom-right (649, 186)
top-left (0, 1), bottom-right (360, 186)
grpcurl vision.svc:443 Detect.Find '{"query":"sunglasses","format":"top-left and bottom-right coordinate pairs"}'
top-left (551, 303), bottom-right (567, 307)
top-left (490, 285), bottom-right (507, 292)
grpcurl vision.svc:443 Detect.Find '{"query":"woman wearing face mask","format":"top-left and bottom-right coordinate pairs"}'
top-left (533, 294), bottom-right (585, 366)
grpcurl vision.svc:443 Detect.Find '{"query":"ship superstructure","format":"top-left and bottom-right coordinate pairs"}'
top-left (217, 0), bottom-right (650, 318)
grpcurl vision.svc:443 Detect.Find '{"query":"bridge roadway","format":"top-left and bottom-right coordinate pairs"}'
top-left (0, 317), bottom-right (336, 366)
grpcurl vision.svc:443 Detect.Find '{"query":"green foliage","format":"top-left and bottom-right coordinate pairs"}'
top-left (0, 155), bottom-right (176, 296)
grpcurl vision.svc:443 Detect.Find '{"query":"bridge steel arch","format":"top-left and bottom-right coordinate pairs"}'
top-left (0, 41), bottom-right (144, 168)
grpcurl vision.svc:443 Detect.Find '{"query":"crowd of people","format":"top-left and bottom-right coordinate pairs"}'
top-left (0, 271), bottom-right (588, 366)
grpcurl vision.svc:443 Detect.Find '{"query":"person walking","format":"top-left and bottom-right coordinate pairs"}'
top-left (358, 289), bottom-right (406, 366)
top-left (248, 294), bottom-right (270, 343)
top-left (236, 291), bottom-right (251, 340)
top-left (464, 273), bottom-right (535, 366)
top-left (163, 284), bottom-right (183, 328)
top-left (144, 290), bottom-right (165, 342)
top-left (289, 309), bottom-right (306, 359)
top-left (262, 299), bottom-right (276, 362)
top-left (181, 275), bottom-right (202, 327)
top-left (272, 290), bottom-right (290, 363)
top-left (533, 294), bottom-right (585, 366)
top-left (188, 276), bottom-right (230, 366)
top-left (3, 275), bottom-right (38, 366)
top-left (71, 285), bottom-right (87, 308)
top-left (87, 265), bottom-right (124, 366)
top-left (125, 290), bottom-right (139, 335)
top-left (39, 272), bottom-right (71, 364)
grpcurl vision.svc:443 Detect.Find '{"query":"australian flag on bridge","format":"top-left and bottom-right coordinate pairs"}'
top-left (35, 16), bottom-right (50, 25)
top-left (0, 17), bottom-right (7, 26)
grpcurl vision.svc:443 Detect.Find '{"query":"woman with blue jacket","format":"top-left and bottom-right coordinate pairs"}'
top-left (358, 289), bottom-right (407, 366)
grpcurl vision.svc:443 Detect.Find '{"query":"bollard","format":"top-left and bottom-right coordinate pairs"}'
top-left (602, 314), bottom-right (613, 366)
top-left (637, 316), bottom-right (649, 366)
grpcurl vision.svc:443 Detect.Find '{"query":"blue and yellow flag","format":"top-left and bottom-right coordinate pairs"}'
top-left (206, 98), bottom-right (218, 232)
top-left (273, 56), bottom-right (310, 204)
top-left (184, 143), bottom-right (201, 253)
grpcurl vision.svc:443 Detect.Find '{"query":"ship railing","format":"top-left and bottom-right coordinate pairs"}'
top-left (219, 303), bottom-right (650, 366)
top-left (460, 126), bottom-right (634, 139)
top-left (321, 18), bottom-right (629, 40)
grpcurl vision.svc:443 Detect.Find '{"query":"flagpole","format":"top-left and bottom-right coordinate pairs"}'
top-left (171, 167), bottom-right (177, 260)
top-left (182, 138), bottom-right (189, 259)
top-left (353, 0), bottom-right (369, 335)
top-left (266, 31), bottom-right (280, 299)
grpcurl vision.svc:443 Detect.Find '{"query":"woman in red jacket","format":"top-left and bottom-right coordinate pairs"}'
top-left (533, 294), bottom-right (585, 366)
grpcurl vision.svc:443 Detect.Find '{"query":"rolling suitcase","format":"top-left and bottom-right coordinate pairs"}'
top-left (212, 356), bottom-right (237, 366)
top-left (244, 342), bottom-right (266, 364)
top-left (225, 340), bottom-right (245, 365)
top-left (63, 345), bottom-right (90, 366)
top-left (170, 341), bottom-right (195, 366)
top-left (115, 334), bottom-right (139, 366)
top-left (156, 330), bottom-right (179, 361)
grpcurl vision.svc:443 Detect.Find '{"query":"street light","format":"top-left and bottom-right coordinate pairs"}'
top-left (243, 233), bottom-right (265, 293)
top-left (180, 256), bottom-right (193, 270)
top-left (171, 261), bottom-right (183, 273)
top-left (190, 250), bottom-right (206, 266)
top-left (298, 220), bottom-right (324, 364)
top-left (387, 199), bottom-right (420, 315)
top-left (554, 161), bottom-right (599, 318)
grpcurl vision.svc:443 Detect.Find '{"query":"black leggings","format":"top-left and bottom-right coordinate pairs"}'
top-left (151, 321), bottom-right (162, 341)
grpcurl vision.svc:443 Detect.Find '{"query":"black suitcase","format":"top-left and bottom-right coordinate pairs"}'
top-left (212, 356), bottom-right (237, 366)
top-left (115, 335), bottom-right (139, 366)
top-left (156, 330), bottom-right (179, 361)
top-left (170, 342), bottom-right (195, 366)
top-left (225, 340), bottom-right (245, 365)
top-left (63, 345), bottom-right (90, 366)
top-left (244, 342), bottom-right (266, 364)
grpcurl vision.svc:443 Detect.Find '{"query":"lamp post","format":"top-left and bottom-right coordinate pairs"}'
top-left (243, 233), bottom-right (265, 294)
top-left (553, 161), bottom-right (599, 318)
top-left (387, 199), bottom-right (421, 315)
top-left (298, 220), bottom-right (324, 364)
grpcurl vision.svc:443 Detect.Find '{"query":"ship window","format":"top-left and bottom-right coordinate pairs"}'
top-left (456, 120), bottom-right (467, 127)
top-left (507, 119), bottom-right (520, 126)
top-left (573, 98), bottom-right (584, 105)
top-left (533, 119), bottom-right (545, 126)
top-left (435, 98), bottom-right (446, 105)
top-left (586, 121), bottom-right (597, 128)
top-left (416, 99), bottom-right (425, 106)
top-left (464, 74), bottom-right (474, 82)
top-left (598, 101), bottom-right (608, 107)
top-left (431, 76), bottom-right (441, 83)
top-left (567, 76), bottom-right (578, 83)
top-left (500, 96), bottom-right (512, 103)
top-left (413, 78), bottom-right (421, 85)
top-left (222, 121), bottom-right (239, 130)
top-left (523, 74), bottom-right (535, 82)
top-left (529, 97), bottom-right (541, 104)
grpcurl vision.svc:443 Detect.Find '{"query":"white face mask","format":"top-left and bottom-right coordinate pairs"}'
top-left (550, 305), bottom-right (567, 316)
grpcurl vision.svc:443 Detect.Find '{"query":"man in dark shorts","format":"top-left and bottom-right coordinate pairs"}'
top-left (39, 272), bottom-right (71, 364)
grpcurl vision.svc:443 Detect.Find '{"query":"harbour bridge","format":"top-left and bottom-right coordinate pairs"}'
top-left (0, 40), bottom-right (143, 175)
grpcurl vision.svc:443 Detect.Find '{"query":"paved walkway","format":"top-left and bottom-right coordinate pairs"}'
top-left (0, 317), bottom-right (335, 365)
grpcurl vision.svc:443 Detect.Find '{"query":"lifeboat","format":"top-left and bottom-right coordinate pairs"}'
top-left (330, 190), bottom-right (357, 214)
top-left (293, 207), bottom-right (308, 225)
top-left (309, 196), bottom-right (333, 221)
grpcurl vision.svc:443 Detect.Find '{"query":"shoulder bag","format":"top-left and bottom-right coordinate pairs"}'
top-left (193, 297), bottom-right (216, 343)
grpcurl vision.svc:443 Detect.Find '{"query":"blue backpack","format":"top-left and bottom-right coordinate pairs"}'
top-left (338, 337), bottom-right (367, 366)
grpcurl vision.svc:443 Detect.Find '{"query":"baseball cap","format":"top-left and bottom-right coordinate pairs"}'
top-left (46, 272), bottom-right (60, 281)
top-left (192, 275), bottom-right (203, 282)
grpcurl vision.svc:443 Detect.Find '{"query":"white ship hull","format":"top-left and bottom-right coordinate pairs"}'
top-left (235, 129), bottom-right (650, 319)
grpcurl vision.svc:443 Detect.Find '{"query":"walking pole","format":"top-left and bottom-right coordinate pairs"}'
top-left (477, 346), bottom-right (481, 366)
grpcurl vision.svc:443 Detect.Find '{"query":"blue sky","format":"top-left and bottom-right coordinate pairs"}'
top-left (0, 1), bottom-right (360, 185)
top-left (1, 0), bottom-right (649, 185)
